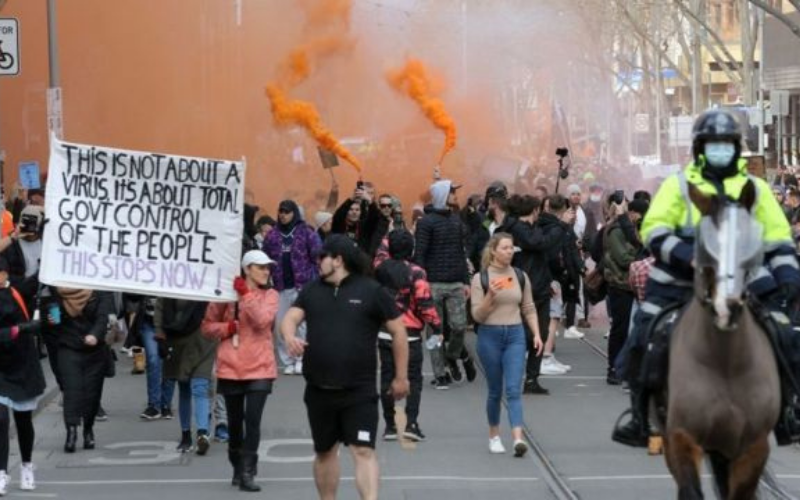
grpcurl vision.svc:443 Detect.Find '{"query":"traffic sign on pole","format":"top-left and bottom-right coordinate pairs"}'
top-left (0, 18), bottom-right (20, 76)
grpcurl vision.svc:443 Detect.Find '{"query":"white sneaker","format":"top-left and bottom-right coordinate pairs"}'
top-left (550, 355), bottom-right (572, 372)
top-left (19, 463), bottom-right (35, 491)
top-left (563, 326), bottom-right (585, 339)
top-left (540, 356), bottom-right (568, 375)
top-left (489, 436), bottom-right (506, 454)
top-left (294, 360), bottom-right (303, 375)
top-left (0, 470), bottom-right (8, 496)
top-left (283, 365), bottom-right (295, 375)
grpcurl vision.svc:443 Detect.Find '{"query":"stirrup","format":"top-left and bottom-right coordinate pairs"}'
top-left (611, 409), bottom-right (648, 448)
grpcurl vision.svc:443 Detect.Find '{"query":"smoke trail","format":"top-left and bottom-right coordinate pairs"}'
top-left (387, 58), bottom-right (457, 164)
top-left (266, 0), bottom-right (360, 171)
top-left (266, 85), bottom-right (361, 170)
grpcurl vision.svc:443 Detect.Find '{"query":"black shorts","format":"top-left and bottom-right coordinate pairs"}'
top-left (304, 384), bottom-right (378, 453)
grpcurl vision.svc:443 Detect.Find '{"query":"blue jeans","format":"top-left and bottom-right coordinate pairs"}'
top-left (140, 320), bottom-right (175, 409)
top-left (476, 324), bottom-right (526, 428)
top-left (178, 378), bottom-right (211, 432)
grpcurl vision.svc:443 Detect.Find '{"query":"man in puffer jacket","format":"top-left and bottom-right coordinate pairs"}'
top-left (413, 180), bottom-right (472, 387)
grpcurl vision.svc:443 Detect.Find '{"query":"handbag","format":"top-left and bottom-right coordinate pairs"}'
top-left (584, 264), bottom-right (607, 304)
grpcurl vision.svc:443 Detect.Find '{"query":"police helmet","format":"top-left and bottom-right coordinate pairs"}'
top-left (691, 110), bottom-right (742, 177)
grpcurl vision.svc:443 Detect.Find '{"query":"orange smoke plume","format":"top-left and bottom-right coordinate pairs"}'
top-left (266, 85), bottom-right (361, 171)
top-left (387, 59), bottom-right (457, 164)
top-left (266, 0), bottom-right (360, 172)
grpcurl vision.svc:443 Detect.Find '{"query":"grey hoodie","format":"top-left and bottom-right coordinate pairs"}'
top-left (429, 180), bottom-right (452, 210)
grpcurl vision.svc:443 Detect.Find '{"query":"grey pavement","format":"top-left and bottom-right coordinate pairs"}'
top-left (3, 321), bottom-right (799, 499)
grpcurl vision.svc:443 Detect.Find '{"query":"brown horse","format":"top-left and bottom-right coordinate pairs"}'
top-left (661, 180), bottom-right (781, 500)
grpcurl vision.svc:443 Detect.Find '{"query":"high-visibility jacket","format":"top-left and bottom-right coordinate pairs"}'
top-left (640, 159), bottom-right (800, 296)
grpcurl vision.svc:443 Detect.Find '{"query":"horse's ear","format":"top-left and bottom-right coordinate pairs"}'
top-left (739, 179), bottom-right (757, 212)
top-left (688, 183), bottom-right (718, 216)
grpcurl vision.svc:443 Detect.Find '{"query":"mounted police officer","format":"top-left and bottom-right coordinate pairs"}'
top-left (613, 109), bottom-right (800, 447)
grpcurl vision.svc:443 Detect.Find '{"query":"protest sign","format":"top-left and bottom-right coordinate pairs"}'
top-left (40, 136), bottom-right (245, 301)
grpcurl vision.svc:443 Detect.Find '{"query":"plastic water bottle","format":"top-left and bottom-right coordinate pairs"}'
top-left (425, 334), bottom-right (442, 351)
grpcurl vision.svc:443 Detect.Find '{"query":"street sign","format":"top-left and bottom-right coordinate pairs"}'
top-left (0, 18), bottom-right (19, 76)
top-left (47, 87), bottom-right (64, 138)
top-left (18, 161), bottom-right (40, 189)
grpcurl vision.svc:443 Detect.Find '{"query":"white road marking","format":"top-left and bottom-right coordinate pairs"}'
top-left (36, 476), bottom-right (541, 486)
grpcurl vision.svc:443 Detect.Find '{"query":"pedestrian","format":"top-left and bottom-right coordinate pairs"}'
top-left (262, 199), bottom-right (320, 375)
top-left (155, 298), bottom-right (214, 455)
top-left (281, 234), bottom-right (409, 500)
top-left (374, 229), bottom-right (442, 442)
top-left (0, 256), bottom-right (44, 493)
top-left (471, 233), bottom-right (543, 457)
top-left (49, 287), bottom-right (114, 453)
top-left (201, 250), bottom-right (279, 492)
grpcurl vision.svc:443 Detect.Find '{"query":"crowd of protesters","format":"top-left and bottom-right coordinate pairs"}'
top-left (0, 166), bottom-right (661, 497)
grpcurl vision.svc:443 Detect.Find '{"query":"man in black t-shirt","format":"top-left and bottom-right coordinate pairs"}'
top-left (281, 235), bottom-right (409, 500)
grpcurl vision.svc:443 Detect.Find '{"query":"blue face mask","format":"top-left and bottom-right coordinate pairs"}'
top-left (704, 142), bottom-right (736, 169)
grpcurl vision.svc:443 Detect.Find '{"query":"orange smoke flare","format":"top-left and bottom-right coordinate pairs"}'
top-left (266, 0), bottom-right (360, 173)
top-left (266, 85), bottom-right (361, 171)
top-left (387, 59), bottom-right (457, 163)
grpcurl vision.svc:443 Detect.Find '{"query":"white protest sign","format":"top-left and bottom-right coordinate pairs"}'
top-left (40, 136), bottom-right (245, 301)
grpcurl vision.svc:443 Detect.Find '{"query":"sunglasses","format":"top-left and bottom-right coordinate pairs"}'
top-left (278, 208), bottom-right (292, 214)
top-left (379, 203), bottom-right (393, 209)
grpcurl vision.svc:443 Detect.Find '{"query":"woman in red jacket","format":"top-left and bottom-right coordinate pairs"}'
top-left (202, 250), bottom-right (279, 493)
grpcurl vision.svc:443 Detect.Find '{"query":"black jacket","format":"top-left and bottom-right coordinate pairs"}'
top-left (413, 206), bottom-right (469, 284)
top-left (48, 290), bottom-right (114, 352)
top-left (0, 287), bottom-right (46, 402)
top-left (537, 213), bottom-right (584, 301)
top-left (332, 198), bottom-right (383, 256)
top-left (498, 217), bottom-right (561, 302)
top-left (1, 239), bottom-right (40, 312)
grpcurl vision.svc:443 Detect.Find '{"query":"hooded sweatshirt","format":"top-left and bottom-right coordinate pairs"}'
top-left (430, 180), bottom-right (452, 210)
top-left (263, 200), bottom-right (321, 291)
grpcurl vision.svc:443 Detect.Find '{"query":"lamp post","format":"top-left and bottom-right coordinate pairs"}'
top-left (46, 0), bottom-right (63, 139)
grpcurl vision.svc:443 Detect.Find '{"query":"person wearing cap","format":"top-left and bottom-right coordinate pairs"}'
top-left (201, 250), bottom-right (279, 492)
top-left (0, 255), bottom-right (45, 493)
top-left (415, 179), bottom-right (473, 388)
top-left (281, 234), bottom-right (409, 500)
top-left (313, 211), bottom-right (334, 243)
top-left (263, 200), bottom-right (321, 376)
top-left (602, 197), bottom-right (646, 388)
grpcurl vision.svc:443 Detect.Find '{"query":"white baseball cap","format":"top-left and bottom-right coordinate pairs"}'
top-left (241, 250), bottom-right (275, 269)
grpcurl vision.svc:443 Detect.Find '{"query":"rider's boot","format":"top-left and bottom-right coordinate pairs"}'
top-left (612, 390), bottom-right (649, 448)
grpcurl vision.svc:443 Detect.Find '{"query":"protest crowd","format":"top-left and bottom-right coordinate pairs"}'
top-left (2, 109), bottom-right (800, 500)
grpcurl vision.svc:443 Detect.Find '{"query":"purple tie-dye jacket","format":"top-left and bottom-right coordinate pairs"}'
top-left (262, 222), bottom-right (322, 291)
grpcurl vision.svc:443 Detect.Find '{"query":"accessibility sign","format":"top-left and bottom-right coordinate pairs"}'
top-left (0, 18), bottom-right (20, 76)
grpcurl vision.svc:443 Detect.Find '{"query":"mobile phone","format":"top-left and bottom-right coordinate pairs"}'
top-left (491, 276), bottom-right (514, 290)
top-left (356, 180), bottom-right (364, 190)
